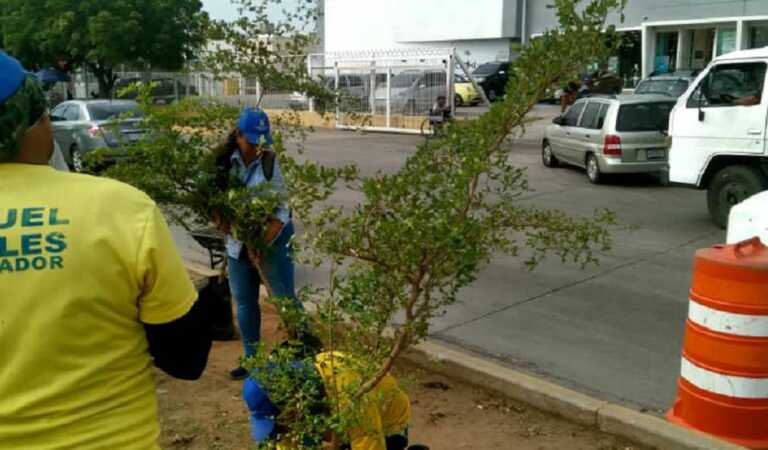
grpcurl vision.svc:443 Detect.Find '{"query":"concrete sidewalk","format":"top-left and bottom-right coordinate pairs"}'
top-left (405, 339), bottom-right (747, 450)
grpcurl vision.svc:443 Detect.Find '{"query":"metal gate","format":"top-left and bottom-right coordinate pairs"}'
top-left (308, 48), bottom-right (466, 134)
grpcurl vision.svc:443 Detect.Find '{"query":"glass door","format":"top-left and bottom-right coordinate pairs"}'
top-left (655, 32), bottom-right (678, 74)
top-left (749, 23), bottom-right (768, 49)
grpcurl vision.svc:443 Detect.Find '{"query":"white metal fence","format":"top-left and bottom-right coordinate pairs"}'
top-left (308, 48), bottom-right (459, 133)
top-left (64, 47), bottom-right (484, 134)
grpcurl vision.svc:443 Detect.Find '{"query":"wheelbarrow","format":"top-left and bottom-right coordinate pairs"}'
top-left (189, 227), bottom-right (227, 270)
top-left (189, 227), bottom-right (237, 341)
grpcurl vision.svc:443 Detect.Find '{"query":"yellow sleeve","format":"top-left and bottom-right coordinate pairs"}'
top-left (276, 439), bottom-right (297, 450)
top-left (349, 397), bottom-right (387, 450)
top-left (136, 205), bottom-right (197, 324)
top-left (379, 380), bottom-right (411, 436)
top-left (314, 353), bottom-right (390, 450)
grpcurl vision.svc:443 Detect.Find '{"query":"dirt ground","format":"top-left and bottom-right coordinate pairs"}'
top-left (156, 302), bottom-right (648, 450)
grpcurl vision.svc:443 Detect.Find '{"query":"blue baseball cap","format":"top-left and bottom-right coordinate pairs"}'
top-left (237, 108), bottom-right (273, 146)
top-left (243, 377), bottom-right (279, 442)
top-left (0, 51), bottom-right (27, 105)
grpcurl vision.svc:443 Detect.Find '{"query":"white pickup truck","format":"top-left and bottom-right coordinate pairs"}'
top-left (668, 47), bottom-right (768, 228)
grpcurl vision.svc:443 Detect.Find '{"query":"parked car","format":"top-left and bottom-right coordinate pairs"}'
top-left (668, 48), bottom-right (768, 228)
top-left (115, 77), bottom-right (198, 104)
top-left (50, 100), bottom-right (146, 171)
top-left (454, 73), bottom-right (481, 106)
top-left (471, 62), bottom-right (511, 102)
top-left (589, 70), bottom-right (625, 95)
top-left (374, 70), bottom-right (448, 115)
top-left (543, 95), bottom-right (676, 184)
top-left (634, 71), bottom-right (699, 98)
top-left (291, 74), bottom-right (382, 111)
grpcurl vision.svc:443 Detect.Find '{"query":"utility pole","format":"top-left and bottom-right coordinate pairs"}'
top-left (521, 0), bottom-right (528, 46)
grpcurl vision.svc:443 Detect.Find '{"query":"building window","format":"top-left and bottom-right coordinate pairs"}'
top-left (716, 27), bottom-right (737, 56)
top-left (749, 24), bottom-right (768, 49)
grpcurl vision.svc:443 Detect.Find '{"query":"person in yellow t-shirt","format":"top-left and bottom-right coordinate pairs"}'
top-left (0, 51), bottom-right (213, 450)
top-left (244, 349), bottom-right (414, 450)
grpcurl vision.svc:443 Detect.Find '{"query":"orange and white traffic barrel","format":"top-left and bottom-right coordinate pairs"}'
top-left (668, 237), bottom-right (768, 449)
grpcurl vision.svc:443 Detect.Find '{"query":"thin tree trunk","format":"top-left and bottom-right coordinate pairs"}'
top-left (88, 63), bottom-right (116, 99)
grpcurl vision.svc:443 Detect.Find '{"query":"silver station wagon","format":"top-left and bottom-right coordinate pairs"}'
top-left (542, 95), bottom-right (675, 183)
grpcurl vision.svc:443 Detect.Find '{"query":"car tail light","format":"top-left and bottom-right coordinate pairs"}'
top-left (87, 125), bottom-right (102, 138)
top-left (603, 134), bottom-right (622, 156)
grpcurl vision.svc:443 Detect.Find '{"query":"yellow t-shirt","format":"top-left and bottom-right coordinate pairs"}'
top-left (0, 163), bottom-right (198, 450)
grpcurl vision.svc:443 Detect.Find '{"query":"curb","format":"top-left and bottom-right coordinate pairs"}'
top-left (402, 340), bottom-right (747, 450)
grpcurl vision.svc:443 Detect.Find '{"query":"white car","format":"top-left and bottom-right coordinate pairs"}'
top-left (668, 47), bottom-right (768, 228)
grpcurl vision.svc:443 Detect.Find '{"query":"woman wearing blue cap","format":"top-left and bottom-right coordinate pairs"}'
top-left (218, 107), bottom-right (305, 380)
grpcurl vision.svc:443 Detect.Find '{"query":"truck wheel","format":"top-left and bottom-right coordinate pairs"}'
top-left (707, 165), bottom-right (768, 229)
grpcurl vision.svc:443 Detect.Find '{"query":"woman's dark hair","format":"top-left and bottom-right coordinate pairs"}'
top-left (213, 130), bottom-right (239, 191)
top-left (0, 76), bottom-right (47, 162)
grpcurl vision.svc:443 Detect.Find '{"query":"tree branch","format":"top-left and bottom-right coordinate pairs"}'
top-left (341, 248), bottom-right (395, 273)
top-left (348, 255), bottom-right (427, 403)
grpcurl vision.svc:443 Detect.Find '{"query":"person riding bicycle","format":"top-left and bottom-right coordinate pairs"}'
top-left (427, 95), bottom-right (452, 134)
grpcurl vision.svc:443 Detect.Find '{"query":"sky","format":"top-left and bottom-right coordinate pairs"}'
top-left (202, 0), bottom-right (301, 22)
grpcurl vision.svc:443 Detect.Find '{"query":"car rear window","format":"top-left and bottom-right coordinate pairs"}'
top-left (616, 102), bottom-right (675, 132)
top-left (391, 73), bottom-right (420, 88)
top-left (87, 103), bottom-right (143, 121)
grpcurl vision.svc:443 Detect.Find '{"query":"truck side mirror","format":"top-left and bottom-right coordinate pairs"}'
top-left (553, 116), bottom-right (564, 126)
top-left (698, 109), bottom-right (706, 122)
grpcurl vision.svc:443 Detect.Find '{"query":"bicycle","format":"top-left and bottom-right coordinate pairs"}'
top-left (420, 110), bottom-right (452, 140)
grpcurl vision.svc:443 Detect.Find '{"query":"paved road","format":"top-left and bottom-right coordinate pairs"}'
top-left (172, 125), bottom-right (723, 413)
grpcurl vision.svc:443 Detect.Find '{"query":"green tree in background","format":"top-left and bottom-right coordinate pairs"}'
top-left (0, 0), bottom-right (208, 97)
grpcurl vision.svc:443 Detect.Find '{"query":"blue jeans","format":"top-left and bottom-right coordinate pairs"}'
top-left (227, 222), bottom-right (302, 358)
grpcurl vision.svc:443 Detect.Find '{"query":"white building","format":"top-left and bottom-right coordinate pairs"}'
top-left (323, 0), bottom-right (522, 67)
top-left (525, 0), bottom-right (768, 79)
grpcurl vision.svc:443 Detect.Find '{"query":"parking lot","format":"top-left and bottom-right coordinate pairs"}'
top-left (174, 115), bottom-right (724, 413)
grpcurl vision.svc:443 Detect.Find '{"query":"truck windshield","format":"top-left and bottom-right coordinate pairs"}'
top-left (616, 102), bottom-right (676, 132)
top-left (635, 79), bottom-right (690, 97)
top-left (473, 63), bottom-right (502, 76)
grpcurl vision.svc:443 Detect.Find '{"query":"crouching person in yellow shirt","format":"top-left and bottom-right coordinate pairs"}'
top-left (244, 351), bottom-right (414, 450)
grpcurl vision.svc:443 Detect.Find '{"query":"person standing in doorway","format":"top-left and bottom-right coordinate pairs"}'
top-left (220, 108), bottom-right (304, 380)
